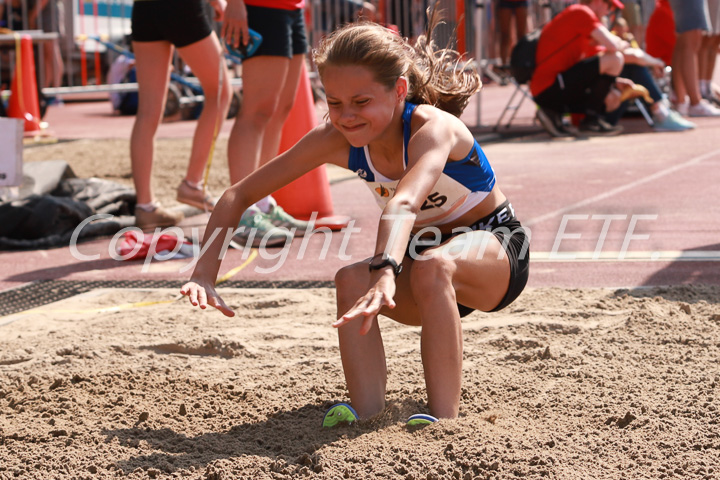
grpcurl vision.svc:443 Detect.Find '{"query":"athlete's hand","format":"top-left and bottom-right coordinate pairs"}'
top-left (333, 271), bottom-right (396, 335)
top-left (221, 0), bottom-right (249, 48)
top-left (181, 280), bottom-right (235, 317)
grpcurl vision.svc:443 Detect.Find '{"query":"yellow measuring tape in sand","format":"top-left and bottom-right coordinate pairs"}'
top-left (13, 251), bottom-right (259, 316)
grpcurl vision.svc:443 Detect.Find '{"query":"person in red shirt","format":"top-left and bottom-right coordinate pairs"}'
top-left (530, 0), bottom-right (630, 136)
top-left (645, 0), bottom-right (676, 67)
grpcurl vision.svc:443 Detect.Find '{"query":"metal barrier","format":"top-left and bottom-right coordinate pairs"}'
top-left (1, 0), bottom-right (590, 127)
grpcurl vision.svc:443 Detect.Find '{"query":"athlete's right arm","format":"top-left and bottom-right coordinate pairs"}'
top-left (181, 123), bottom-right (350, 315)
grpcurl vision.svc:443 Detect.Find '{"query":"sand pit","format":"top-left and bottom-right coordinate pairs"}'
top-left (2, 285), bottom-right (720, 479)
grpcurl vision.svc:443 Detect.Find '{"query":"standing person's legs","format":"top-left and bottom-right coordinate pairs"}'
top-left (177, 33), bottom-right (232, 187)
top-left (40, 38), bottom-right (64, 88)
top-left (227, 55), bottom-right (292, 185)
top-left (497, 6), bottom-right (514, 65)
top-left (130, 41), bottom-right (174, 206)
top-left (669, 0), bottom-right (710, 106)
top-left (699, 33), bottom-right (720, 101)
top-left (699, 0), bottom-right (720, 101)
top-left (514, 6), bottom-right (529, 44)
top-left (258, 54), bottom-right (304, 168)
top-left (672, 29), bottom-right (705, 105)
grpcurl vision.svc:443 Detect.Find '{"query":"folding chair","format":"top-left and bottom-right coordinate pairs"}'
top-left (493, 77), bottom-right (537, 131)
top-left (493, 29), bottom-right (542, 131)
top-left (632, 98), bottom-right (654, 126)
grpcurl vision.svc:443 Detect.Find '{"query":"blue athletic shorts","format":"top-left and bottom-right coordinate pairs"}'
top-left (668, 0), bottom-right (710, 33)
top-left (247, 5), bottom-right (308, 58)
top-left (131, 0), bottom-right (213, 48)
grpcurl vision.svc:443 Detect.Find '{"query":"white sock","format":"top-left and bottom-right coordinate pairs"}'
top-left (254, 196), bottom-right (273, 213)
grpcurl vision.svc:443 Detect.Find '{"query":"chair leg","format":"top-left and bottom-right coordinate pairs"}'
top-left (494, 81), bottom-right (535, 131)
top-left (634, 99), bottom-right (654, 126)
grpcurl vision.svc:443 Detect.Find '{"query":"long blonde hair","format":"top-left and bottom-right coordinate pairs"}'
top-left (313, 7), bottom-right (481, 117)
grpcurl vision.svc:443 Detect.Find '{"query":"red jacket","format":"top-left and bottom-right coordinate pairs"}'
top-left (530, 5), bottom-right (604, 96)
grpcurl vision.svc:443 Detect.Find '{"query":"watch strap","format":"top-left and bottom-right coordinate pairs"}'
top-left (368, 254), bottom-right (403, 277)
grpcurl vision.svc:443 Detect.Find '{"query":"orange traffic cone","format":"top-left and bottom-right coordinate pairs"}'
top-left (273, 62), bottom-right (351, 230)
top-left (7, 35), bottom-right (42, 135)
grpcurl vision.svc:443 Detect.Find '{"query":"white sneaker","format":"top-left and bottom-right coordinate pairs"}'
top-left (688, 100), bottom-right (720, 117)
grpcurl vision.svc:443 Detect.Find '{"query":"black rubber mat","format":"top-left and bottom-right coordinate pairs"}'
top-left (0, 279), bottom-right (334, 318)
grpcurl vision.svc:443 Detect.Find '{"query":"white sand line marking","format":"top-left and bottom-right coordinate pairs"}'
top-left (525, 148), bottom-right (720, 227)
top-left (531, 250), bottom-right (720, 262)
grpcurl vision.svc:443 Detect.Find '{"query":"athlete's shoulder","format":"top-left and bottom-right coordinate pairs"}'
top-left (408, 103), bottom-right (471, 149)
top-left (409, 103), bottom-right (465, 132)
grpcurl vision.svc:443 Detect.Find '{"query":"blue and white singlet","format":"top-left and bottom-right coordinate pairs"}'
top-left (347, 102), bottom-right (496, 227)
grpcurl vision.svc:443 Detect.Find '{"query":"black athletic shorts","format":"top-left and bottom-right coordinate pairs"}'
top-left (131, 0), bottom-right (213, 48)
top-left (404, 200), bottom-right (530, 316)
top-left (247, 5), bottom-right (308, 58)
top-left (498, 0), bottom-right (530, 9)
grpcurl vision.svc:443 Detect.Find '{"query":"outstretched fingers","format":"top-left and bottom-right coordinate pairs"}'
top-left (333, 291), bottom-right (395, 331)
top-left (180, 282), bottom-right (235, 317)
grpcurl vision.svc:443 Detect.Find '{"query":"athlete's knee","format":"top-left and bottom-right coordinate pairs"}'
top-left (240, 101), bottom-right (278, 127)
top-left (409, 252), bottom-right (454, 298)
top-left (335, 262), bottom-right (368, 295)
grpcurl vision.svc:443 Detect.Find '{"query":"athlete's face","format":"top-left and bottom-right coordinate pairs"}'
top-left (322, 65), bottom-right (406, 147)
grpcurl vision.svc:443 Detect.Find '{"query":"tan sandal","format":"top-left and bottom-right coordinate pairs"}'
top-left (176, 179), bottom-right (216, 212)
top-left (135, 204), bottom-right (184, 230)
top-left (619, 84), bottom-right (653, 104)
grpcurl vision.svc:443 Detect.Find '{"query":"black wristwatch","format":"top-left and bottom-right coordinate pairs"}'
top-left (368, 253), bottom-right (403, 277)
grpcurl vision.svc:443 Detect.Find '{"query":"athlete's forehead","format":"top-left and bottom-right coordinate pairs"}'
top-left (322, 65), bottom-right (389, 99)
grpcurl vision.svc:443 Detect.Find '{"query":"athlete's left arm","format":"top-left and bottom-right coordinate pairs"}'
top-left (333, 109), bottom-right (457, 333)
top-left (375, 109), bottom-right (461, 267)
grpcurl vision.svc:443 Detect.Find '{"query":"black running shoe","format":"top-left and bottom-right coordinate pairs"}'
top-left (578, 117), bottom-right (623, 136)
top-left (536, 108), bottom-right (573, 137)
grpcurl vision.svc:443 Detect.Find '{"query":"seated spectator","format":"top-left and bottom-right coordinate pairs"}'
top-left (603, 61), bottom-right (696, 131)
top-left (530, 0), bottom-right (632, 136)
top-left (620, 0), bottom-right (644, 47)
top-left (611, 16), bottom-right (639, 48)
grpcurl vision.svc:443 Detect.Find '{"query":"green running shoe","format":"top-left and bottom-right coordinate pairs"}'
top-left (233, 207), bottom-right (292, 248)
top-left (406, 413), bottom-right (438, 426)
top-left (322, 403), bottom-right (358, 428)
top-left (265, 199), bottom-right (310, 234)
